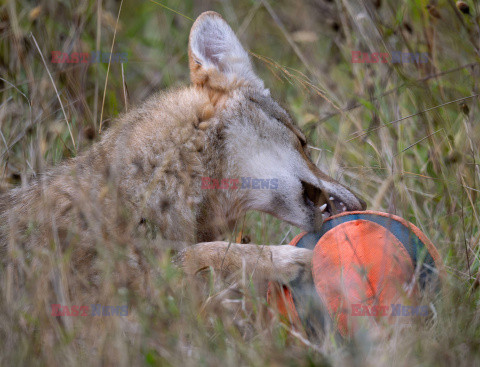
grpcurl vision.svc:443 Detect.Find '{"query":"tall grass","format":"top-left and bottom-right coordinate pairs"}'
top-left (0, 0), bottom-right (479, 365)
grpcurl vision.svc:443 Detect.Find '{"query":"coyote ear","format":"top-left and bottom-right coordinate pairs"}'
top-left (188, 11), bottom-right (264, 90)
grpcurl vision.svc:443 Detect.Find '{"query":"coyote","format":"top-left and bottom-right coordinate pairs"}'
top-left (0, 12), bottom-right (365, 297)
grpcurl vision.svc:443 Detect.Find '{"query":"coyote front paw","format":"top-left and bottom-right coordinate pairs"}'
top-left (270, 245), bottom-right (313, 284)
top-left (172, 241), bottom-right (229, 276)
top-left (173, 242), bottom-right (313, 285)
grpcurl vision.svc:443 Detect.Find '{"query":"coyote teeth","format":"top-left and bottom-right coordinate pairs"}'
top-left (320, 203), bottom-right (327, 211)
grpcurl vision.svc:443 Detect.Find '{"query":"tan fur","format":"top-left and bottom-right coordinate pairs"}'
top-left (177, 241), bottom-right (313, 285)
top-left (0, 12), bottom-right (365, 307)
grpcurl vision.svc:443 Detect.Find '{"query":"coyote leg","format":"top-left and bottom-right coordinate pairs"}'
top-left (176, 241), bottom-right (313, 284)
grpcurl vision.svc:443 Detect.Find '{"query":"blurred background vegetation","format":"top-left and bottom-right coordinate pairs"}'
top-left (1, 0), bottom-right (479, 365)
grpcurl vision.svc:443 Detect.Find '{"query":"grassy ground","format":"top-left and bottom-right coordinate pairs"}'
top-left (1, 0), bottom-right (479, 365)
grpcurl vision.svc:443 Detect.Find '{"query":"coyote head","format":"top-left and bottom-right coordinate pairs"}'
top-left (189, 12), bottom-right (366, 233)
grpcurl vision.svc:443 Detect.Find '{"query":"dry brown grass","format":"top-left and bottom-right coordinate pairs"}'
top-left (0, 0), bottom-right (479, 365)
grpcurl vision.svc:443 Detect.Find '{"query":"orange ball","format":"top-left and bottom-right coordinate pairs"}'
top-left (268, 211), bottom-right (445, 337)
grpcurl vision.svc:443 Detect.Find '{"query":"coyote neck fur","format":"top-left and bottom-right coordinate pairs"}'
top-left (0, 86), bottom-right (247, 247)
